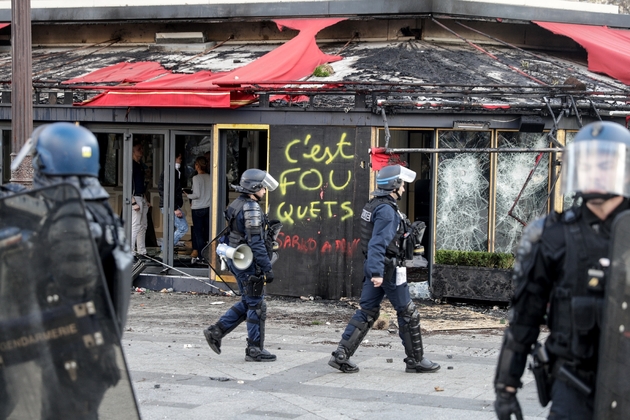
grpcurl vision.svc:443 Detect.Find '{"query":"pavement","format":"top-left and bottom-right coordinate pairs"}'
top-left (121, 293), bottom-right (550, 420)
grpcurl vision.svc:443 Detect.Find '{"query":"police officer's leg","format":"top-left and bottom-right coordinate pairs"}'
top-left (203, 271), bottom-right (248, 354)
top-left (386, 281), bottom-right (440, 373)
top-left (242, 273), bottom-right (275, 362)
top-left (329, 276), bottom-right (384, 373)
top-left (548, 379), bottom-right (593, 420)
top-left (245, 298), bottom-right (276, 362)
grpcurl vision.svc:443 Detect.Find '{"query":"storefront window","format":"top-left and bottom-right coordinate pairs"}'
top-left (495, 132), bottom-right (550, 253)
top-left (436, 130), bottom-right (490, 252)
top-left (95, 132), bottom-right (121, 187)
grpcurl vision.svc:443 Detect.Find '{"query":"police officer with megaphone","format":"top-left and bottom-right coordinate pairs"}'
top-left (203, 169), bottom-right (280, 362)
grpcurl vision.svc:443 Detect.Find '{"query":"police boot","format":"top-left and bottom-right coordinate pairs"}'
top-left (328, 345), bottom-right (359, 373)
top-left (400, 301), bottom-right (440, 373)
top-left (404, 356), bottom-right (440, 373)
top-left (245, 339), bottom-right (277, 362)
top-left (203, 324), bottom-right (224, 355)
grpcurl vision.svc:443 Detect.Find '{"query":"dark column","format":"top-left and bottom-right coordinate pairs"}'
top-left (10, 0), bottom-right (33, 187)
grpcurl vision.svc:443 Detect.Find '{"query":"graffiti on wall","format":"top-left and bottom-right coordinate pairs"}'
top-left (272, 128), bottom-right (358, 255)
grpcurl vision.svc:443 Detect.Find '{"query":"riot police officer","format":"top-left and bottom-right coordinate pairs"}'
top-left (203, 168), bottom-right (279, 362)
top-left (0, 122), bottom-right (134, 419)
top-left (494, 121), bottom-right (630, 420)
top-left (328, 165), bottom-right (440, 374)
top-left (30, 122), bottom-right (133, 330)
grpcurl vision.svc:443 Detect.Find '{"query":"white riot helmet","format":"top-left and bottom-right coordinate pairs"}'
top-left (561, 121), bottom-right (630, 201)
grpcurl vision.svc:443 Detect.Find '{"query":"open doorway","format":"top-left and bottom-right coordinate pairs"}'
top-left (212, 126), bottom-right (269, 278)
top-left (377, 129), bottom-right (434, 269)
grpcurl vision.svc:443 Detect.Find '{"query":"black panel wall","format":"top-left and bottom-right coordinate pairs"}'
top-left (266, 125), bottom-right (370, 299)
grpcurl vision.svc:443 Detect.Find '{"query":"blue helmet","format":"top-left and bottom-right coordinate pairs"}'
top-left (33, 122), bottom-right (100, 177)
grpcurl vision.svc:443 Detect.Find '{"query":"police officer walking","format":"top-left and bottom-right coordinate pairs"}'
top-left (328, 165), bottom-right (440, 374)
top-left (203, 169), bottom-right (279, 362)
top-left (494, 121), bottom-right (630, 420)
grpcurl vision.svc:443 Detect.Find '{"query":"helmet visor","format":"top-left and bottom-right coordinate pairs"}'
top-left (262, 172), bottom-right (279, 192)
top-left (398, 166), bottom-right (417, 184)
top-left (561, 140), bottom-right (630, 197)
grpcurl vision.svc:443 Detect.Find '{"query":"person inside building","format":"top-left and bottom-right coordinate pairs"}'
top-left (328, 164), bottom-right (440, 374)
top-left (494, 121), bottom-right (630, 420)
top-left (0, 122), bottom-right (133, 419)
top-left (185, 156), bottom-right (211, 263)
top-left (158, 152), bottom-right (189, 258)
top-left (131, 139), bottom-right (150, 257)
top-left (203, 168), bottom-right (279, 362)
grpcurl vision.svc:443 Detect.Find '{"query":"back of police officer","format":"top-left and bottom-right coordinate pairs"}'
top-left (328, 165), bottom-right (440, 374)
top-left (0, 122), bottom-right (134, 419)
top-left (494, 121), bottom-right (630, 420)
top-left (203, 168), bottom-right (279, 362)
top-left (31, 123), bottom-right (133, 331)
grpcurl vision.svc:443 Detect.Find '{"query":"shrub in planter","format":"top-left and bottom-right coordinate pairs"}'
top-left (431, 250), bottom-right (514, 302)
top-left (434, 250), bottom-right (514, 269)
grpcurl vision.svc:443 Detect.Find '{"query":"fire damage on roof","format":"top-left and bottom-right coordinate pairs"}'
top-left (0, 19), bottom-right (629, 119)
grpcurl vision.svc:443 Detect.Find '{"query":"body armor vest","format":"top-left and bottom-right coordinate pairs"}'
top-left (224, 196), bottom-right (273, 256)
top-left (225, 196), bottom-right (248, 247)
top-left (360, 196), bottom-right (405, 259)
top-left (546, 210), bottom-right (608, 367)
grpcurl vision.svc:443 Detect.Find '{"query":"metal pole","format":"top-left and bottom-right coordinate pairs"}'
top-left (10, 0), bottom-right (33, 187)
top-left (384, 147), bottom-right (563, 154)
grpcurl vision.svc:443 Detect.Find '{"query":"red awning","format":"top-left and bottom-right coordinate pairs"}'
top-left (63, 62), bottom-right (170, 84)
top-left (534, 21), bottom-right (630, 85)
top-left (69, 18), bottom-right (345, 108)
top-left (0, 23), bottom-right (9, 30)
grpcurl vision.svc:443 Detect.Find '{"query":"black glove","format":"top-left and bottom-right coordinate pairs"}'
top-left (264, 270), bottom-right (274, 284)
top-left (494, 390), bottom-right (523, 420)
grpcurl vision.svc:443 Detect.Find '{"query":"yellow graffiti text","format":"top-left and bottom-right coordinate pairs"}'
top-left (277, 201), bottom-right (354, 225)
top-left (285, 133), bottom-right (354, 165)
top-left (278, 168), bottom-right (352, 195)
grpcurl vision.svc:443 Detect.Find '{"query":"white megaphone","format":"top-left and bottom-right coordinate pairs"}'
top-left (216, 243), bottom-right (253, 270)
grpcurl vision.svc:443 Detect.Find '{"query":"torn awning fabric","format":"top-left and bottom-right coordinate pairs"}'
top-left (534, 21), bottom-right (630, 85)
top-left (369, 147), bottom-right (407, 171)
top-left (65, 18), bottom-right (345, 108)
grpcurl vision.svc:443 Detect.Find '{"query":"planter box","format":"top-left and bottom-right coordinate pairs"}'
top-left (430, 264), bottom-right (514, 303)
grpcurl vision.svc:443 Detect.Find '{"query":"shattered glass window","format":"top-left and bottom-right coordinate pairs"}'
top-left (495, 132), bottom-right (550, 253)
top-left (436, 131), bottom-right (490, 252)
top-left (563, 131), bottom-right (578, 211)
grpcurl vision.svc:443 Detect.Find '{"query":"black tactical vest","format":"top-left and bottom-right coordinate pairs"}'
top-left (360, 196), bottom-right (405, 259)
top-left (225, 196), bottom-right (248, 247)
top-left (546, 209), bottom-right (608, 366)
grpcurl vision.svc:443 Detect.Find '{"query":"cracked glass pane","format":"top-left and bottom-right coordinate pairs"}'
top-left (495, 132), bottom-right (550, 253)
top-left (563, 131), bottom-right (578, 210)
top-left (436, 130), bottom-right (490, 252)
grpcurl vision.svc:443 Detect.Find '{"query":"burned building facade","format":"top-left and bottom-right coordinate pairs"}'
top-left (1, 1), bottom-right (630, 298)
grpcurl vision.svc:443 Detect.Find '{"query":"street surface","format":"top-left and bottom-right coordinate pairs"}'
top-left (122, 292), bottom-right (550, 419)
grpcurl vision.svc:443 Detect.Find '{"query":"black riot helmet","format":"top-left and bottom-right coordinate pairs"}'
top-left (561, 121), bottom-right (630, 200)
top-left (372, 165), bottom-right (417, 197)
top-left (232, 169), bottom-right (279, 194)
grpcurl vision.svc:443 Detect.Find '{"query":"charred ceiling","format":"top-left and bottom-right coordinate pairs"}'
top-left (0, 16), bottom-right (626, 121)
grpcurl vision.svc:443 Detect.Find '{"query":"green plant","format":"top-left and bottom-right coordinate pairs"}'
top-left (312, 65), bottom-right (331, 77)
top-left (434, 250), bottom-right (514, 269)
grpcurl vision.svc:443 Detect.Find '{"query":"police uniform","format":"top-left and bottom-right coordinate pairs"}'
top-left (494, 121), bottom-right (630, 420)
top-left (203, 169), bottom-right (279, 362)
top-left (328, 165), bottom-right (440, 374)
top-left (0, 123), bottom-right (134, 420)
